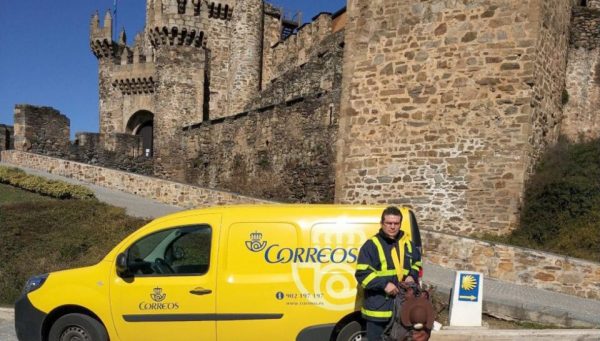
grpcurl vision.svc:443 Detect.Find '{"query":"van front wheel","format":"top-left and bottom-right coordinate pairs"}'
top-left (336, 321), bottom-right (365, 341)
top-left (48, 313), bottom-right (108, 341)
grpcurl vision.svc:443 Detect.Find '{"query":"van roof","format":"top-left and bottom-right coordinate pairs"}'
top-left (149, 204), bottom-right (395, 225)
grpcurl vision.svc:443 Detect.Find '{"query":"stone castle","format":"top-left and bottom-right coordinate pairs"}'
top-left (4, 0), bottom-right (600, 236)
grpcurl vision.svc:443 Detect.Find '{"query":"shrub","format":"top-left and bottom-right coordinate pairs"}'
top-left (0, 166), bottom-right (95, 200)
top-left (507, 137), bottom-right (600, 261)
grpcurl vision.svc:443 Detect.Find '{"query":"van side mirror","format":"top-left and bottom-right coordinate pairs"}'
top-left (116, 253), bottom-right (131, 278)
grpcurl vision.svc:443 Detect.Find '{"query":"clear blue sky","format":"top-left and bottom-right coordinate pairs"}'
top-left (0, 0), bottom-right (345, 138)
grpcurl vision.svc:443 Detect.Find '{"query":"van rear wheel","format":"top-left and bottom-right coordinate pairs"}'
top-left (336, 321), bottom-right (365, 341)
top-left (48, 313), bottom-right (108, 341)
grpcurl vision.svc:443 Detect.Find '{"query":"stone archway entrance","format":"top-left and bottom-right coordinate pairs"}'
top-left (127, 110), bottom-right (154, 157)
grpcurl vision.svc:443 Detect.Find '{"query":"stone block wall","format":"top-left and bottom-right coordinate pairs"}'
top-left (424, 230), bottom-right (600, 300)
top-left (563, 7), bottom-right (600, 140)
top-left (248, 31), bottom-right (344, 109)
top-left (226, 0), bottom-right (263, 115)
top-left (0, 150), bottom-right (271, 208)
top-left (261, 4), bottom-right (283, 90)
top-left (588, 0), bottom-right (600, 9)
top-left (153, 45), bottom-right (206, 181)
top-left (71, 132), bottom-right (154, 175)
top-left (266, 12), bottom-right (337, 84)
top-left (0, 124), bottom-right (14, 158)
top-left (570, 6), bottom-right (600, 49)
top-left (13, 104), bottom-right (70, 156)
top-left (527, 0), bottom-right (572, 169)
top-left (183, 94), bottom-right (338, 203)
top-left (181, 29), bottom-right (343, 203)
top-left (336, 0), bottom-right (571, 235)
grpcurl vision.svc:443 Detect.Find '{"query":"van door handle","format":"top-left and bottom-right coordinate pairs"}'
top-left (190, 287), bottom-right (212, 295)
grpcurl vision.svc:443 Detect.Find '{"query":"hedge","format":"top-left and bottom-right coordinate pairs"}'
top-left (0, 166), bottom-right (96, 200)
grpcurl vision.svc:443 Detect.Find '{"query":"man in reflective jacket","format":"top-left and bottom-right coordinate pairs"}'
top-left (355, 206), bottom-right (422, 341)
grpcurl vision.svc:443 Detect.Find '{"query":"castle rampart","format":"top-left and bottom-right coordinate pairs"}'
top-left (13, 105), bottom-right (70, 157)
top-left (266, 12), bottom-right (337, 84)
top-left (562, 5), bottom-right (600, 140)
top-left (0, 124), bottom-right (14, 159)
top-left (182, 94), bottom-right (338, 202)
top-left (226, 0), bottom-right (263, 115)
top-left (181, 30), bottom-right (343, 202)
top-left (261, 4), bottom-right (283, 90)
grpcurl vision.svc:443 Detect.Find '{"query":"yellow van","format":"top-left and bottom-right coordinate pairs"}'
top-left (15, 204), bottom-right (422, 341)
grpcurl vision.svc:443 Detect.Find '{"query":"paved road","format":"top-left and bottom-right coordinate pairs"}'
top-left (0, 162), bottom-right (183, 219)
top-left (1, 163), bottom-right (600, 340)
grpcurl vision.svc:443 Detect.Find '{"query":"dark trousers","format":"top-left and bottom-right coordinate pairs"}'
top-left (366, 320), bottom-right (388, 341)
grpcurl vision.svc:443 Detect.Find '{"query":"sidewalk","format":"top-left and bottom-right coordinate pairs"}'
top-left (0, 162), bottom-right (183, 219)
top-left (423, 263), bottom-right (600, 327)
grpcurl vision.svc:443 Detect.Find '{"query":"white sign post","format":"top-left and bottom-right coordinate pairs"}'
top-left (449, 271), bottom-right (483, 327)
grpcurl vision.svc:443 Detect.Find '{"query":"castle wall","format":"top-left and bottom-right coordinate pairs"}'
top-left (0, 124), bottom-right (14, 159)
top-left (336, 0), bottom-right (571, 235)
top-left (0, 150), bottom-right (271, 209)
top-left (424, 230), bottom-right (600, 301)
top-left (226, 0), bottom-right (263, 115)
top-left (153, 45), bottom-right (206, 180)
top-left (562, 6), bottom-right (600, 140)
top-left (588, 0), bottom-right (600, 9)
top-left (110, 62), bottom-right (157, 130)
top-left (266, 13), bottom-right (335, 84)
top-left (183, 96), bottom-right (338, 203)
top-left (182, 31), bottom-right (343, 202)
top-left (526, 0), bottom-right (572, 168)
top-left (13, 105), bottom-right (70, 157)
top-left (99, 61), bottom-right (126, 135)
top-left (73, 132), bottom-right (154, 175)
top-left (261, 7), bottom-right (281, 90)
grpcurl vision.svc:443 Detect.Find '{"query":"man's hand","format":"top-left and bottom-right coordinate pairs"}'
top-left (384, 282), bottom-right (399, 296)
top-left (411, 330), bottom-right (430, 341)
top-left (404, 275), bottom-right (415, 283)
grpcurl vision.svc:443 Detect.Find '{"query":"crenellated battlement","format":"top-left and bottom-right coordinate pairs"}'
top-left (109, 61), bottom-right (157, 95)
top-left (90, 10), bottom-right (119, 60)
top-left (112, 77), bottom-right (157, 95)
top-left (207, 2), bottom-right (233, 20)
top-left (265, 9), bottom-right (345, 83)
top-left (149, 26), bottom-right (207, 48)
top-left (148, 0), bottom-right (233, 27)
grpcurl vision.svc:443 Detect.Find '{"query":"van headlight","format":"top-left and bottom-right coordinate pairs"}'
top-left (22, 274), bottom-right (48, 295)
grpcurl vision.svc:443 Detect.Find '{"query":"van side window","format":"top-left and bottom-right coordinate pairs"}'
top-left (127, 225), bottom-right (211, 276)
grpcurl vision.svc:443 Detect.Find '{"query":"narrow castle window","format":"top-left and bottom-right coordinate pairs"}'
top-left (193, 0), bottom-right (201, 15)
top-left (581, 0), bottom-right (588, 6)
top-left (177, 0), bottom-right (187, 14)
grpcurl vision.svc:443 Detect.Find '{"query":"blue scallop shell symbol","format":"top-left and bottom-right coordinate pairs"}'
top-left (276, 292), bottom-right (284, 300)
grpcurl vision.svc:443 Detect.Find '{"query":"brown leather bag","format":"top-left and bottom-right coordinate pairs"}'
top-left (382, 283), bottom-right (435, 341)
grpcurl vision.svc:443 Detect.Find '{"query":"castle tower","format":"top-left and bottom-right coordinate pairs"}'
top-left (146, 0), bottom-right (208, 179)
top-left (336, 0), bottom-right (572, 235)
top-left (90, 0), bottom-right (276, 180)
top-left (90, 10), bottom-right (125, 137)
top-left (227, 0), bottom-right (263, 115)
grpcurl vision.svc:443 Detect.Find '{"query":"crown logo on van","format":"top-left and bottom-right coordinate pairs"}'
top-left (245, 231), bottom-right (267, 252)
top-left (150, 287), bottom-right (166, 302)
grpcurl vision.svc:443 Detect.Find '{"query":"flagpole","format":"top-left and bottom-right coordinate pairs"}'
top-left (113, 0), bottom-right (118, 41)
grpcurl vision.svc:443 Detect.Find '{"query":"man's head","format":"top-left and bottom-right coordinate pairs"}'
top-left (380, 206), bottom-right (402, 239)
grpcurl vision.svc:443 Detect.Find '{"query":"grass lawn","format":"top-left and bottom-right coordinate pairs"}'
top-left (0, 183), bottom-right (54, 205)
top-left (0, 184), bottom-right (149, 304)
